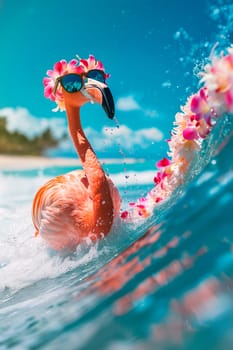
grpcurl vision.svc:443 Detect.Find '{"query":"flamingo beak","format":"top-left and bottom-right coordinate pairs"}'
top-left (84, 80), bottom-right (115, 119)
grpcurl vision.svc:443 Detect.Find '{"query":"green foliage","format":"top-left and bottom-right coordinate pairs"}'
top-left (0, 116), bottom-right (59, 155)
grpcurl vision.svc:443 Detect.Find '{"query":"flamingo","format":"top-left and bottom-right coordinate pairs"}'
top-left (32, 56), bottom-right (121, 251)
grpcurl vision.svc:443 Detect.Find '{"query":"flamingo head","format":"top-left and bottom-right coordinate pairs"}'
top-left (43, 55), bottom-right (114, 119)
top-left (61, 75), bottom-right (115, 119)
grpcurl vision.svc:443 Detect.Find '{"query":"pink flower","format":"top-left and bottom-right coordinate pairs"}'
top-left (80, 55), bottom-right (109, 79)
top-left (190, 89), bottom-right (210, 115)
top-left (156, 158), bottom-right (171, 168)
top-left (136, 204), bottom-right (145, 209)
top-left (43, 78), bottom-right (56, 101)
top-left (183, 127), bottom-right (199, 140)
top-left (201, 48), bottom-right (233, 114)
top-left (120, 211), bottom-right (129, 219)
top-left (154, 171), bottom-right (167, 185)
top-left (43, 55), bottom-right (109, 111)
top-left (135, 204), bottom-right (150, 218)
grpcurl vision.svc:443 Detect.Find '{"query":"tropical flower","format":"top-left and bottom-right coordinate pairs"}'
top-left (182, 88), bottom-right (214, 141)
top-left (121, 47), bottom-right (232, 221)
top-left (43, 55), bottom-right (109, 112)
top-left (156, 157), bottom-right (171, 168)
top-left (201, 47), bottom-right (233, 114)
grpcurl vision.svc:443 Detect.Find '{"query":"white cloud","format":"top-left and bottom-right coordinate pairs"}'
top-left (85, 124), bottom-right (163, 151)
top-left (116, 95), bottom-right (141, 111)
top-left (0, 107), bottom-right (163, 155)
top-left (116, 95), bottom-right (157, 118)
top-left (0, 107), bottom-right (66, 139)
top-left (143, 109), bottom-right (157, 118)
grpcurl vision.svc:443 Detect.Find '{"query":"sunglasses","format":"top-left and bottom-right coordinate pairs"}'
top-left (53, 69), bottom-right (106, 94)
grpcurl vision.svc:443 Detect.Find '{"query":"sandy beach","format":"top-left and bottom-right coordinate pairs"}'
top-left (0, 155), bottom-right (145, 171)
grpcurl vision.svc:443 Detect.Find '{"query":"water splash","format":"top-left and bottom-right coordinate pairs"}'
top-left (113, 116), bottom-right (120, 128)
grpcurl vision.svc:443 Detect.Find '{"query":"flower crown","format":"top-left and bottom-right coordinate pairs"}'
top-left (43, 55), bottom-right (109, 112)
top-left (121, 46), bottom-right (233, 220)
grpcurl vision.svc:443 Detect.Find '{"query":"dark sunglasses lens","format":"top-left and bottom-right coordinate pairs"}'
top-left (87, 70), bottom-right (105, 83)
top-left (61, 74), bottom-right (82, 92)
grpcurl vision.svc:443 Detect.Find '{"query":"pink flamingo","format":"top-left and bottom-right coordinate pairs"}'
top-left (32, 56), bottom-right (121, 250)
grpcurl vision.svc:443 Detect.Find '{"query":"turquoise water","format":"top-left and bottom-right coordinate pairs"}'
top-left (0, 115), bottom-right (232, 349)
top-left (1, 0), bottom-right (233, 348)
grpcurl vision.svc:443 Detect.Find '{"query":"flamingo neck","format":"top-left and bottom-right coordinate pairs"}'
top-left (65, 104), bottom-right (114, 237)
top-left (65, 104), bottom-right (100, 176)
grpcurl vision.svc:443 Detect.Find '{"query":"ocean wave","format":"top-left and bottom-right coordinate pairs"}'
top-left (0, 118), bottom-right (232, 298)
top-left (1, 128), bottom-right (232, 348)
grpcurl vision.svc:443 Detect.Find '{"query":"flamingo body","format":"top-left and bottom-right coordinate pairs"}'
top-left (33, 170), bottom-right (121, 250)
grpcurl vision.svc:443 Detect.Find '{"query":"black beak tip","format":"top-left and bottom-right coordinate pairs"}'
top-left (102, 87), bottom-right (115, 119)
top-left (102, 103), bottom-right (115, 119)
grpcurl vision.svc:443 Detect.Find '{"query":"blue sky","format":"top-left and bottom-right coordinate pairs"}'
top-left (0, 0), bottom-right (232, 158)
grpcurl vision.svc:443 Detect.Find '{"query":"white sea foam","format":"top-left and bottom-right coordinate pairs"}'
top-left (0, 215), bottom-right (101, 293)
top-left (0, 169), bottom-right (150, 293)
top-left (0, 174), bottom-right (103, 293)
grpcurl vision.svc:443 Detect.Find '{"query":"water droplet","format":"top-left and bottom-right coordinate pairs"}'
top-left (210, 116), bottom-right (217, 126)
top-left (113, 116), bottom-right (120, 128)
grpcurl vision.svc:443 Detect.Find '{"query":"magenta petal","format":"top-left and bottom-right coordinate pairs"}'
top-left (190, 114), bottom-right (201, 122)
top-left (80, 59), bottom-right (88, 68)
top-left (46, 69), bottom-right (54, 77)
top-left (136, 204), bottom-right (145, 209)
top-left (88, 55), bottom-right (96, 64)
top-left (73, 65), bottom-right (85, 74)
top-left (96, 61), bottom-right (104, 69)
top-left (69, 59), bottom-right (78, 66)
top-left (183, 127), bottom-right (198, 140)
top-left (44, 86), bottom-right (53, 98)
top-left (154, 175), bottom-right (160, 184)
top-left (54, 60), bottom-right (67, 75)
top-left (155, 197), bottom-right (162, 203)
top-left (43, 77), bottom-right (52, 87)
top-left (199, 88), bottom-right (207, 101)
top-left (154, 171), bottom-right (163, 184)
top-left (190, 95), bottom-right (200, 113)
top-left (156, 157), bottom-right (171, 168)
top-left (120, 211), bottom-right (129, 219)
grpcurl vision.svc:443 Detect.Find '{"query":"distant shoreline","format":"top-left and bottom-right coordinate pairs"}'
top-left (0, 155), bottom-right (145, 171)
